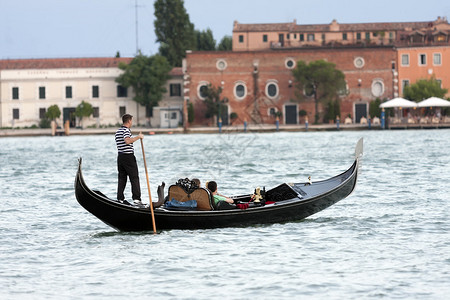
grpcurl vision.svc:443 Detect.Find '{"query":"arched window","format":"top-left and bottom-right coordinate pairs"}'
top-left (197, 82), bottom-right (209, 100)
top-left (234, 82), bottom-right (247, 100)
top-left (371, 79), bottom-right (384, 97)
top-left (266, 81), bottom-right (279, 99)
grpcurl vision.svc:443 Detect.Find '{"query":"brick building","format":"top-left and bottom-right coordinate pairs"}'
top-left (184, 17), bottom-right (450, 126)
top-left (184, 47), bottom-right (396, 126)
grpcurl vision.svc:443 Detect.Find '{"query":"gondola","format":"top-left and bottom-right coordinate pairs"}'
top-left (75, 138), bottom-right (363, 231)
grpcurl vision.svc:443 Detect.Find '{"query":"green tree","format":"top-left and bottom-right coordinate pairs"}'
top-left (116, 53), bottom-right (172, 120)
top-left (203, 84), bottom-right (227, 124)
top-left (217, 36), bottom-right (232, 51)
top-left (403, 77), bottom-right (448, 102)
top-left (75, 101), bottom-right (94, 128)
top-left (46, 104), bottom-right (61, 120)
top-left (195, 28), bottom-right (216, 51)
top-left (292, 60), bottom-right (346, 124)
top-left (154, 0), bottom-right (196, 67)
top-left (324, 99), bottom-right (341, 123)
top-left (187, 102), bottom-right (195, 123)
top-left (369, 98), bottom-right (383, 118)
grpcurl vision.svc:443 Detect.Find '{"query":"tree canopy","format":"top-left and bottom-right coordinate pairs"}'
top-left (195, 28), bottom-right (216, 51)
top-left (403, 78), bottom-right (448, 102)
top-left (116, 53), bottom-right (172, 114)
top-left (46, 104), bottom-right (61, 120)
top-left (217, 36), bottom-right (232, 51)
top-left (154, 0), bottom-right (196, 67)
top-left (203, 84), bottom-right (228, 123)
top-left (292, 60), bottom-right (346, 123)
top-left (75, 101), bottom-right (94, 128)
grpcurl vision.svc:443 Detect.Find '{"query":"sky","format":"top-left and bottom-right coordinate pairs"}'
top-left (1, 0), bottom-right (449, 60)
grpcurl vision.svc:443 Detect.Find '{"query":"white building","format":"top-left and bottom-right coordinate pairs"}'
top-left (0, 58), bottom-right (183, 129)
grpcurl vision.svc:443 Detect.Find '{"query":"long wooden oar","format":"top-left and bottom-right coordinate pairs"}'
top-left (140, 138), bottom-right (157, 234)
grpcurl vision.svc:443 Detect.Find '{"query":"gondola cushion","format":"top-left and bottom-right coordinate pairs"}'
top-left (167, 185), bottom-right (214, 211)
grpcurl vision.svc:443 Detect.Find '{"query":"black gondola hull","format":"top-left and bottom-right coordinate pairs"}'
top-left (75, 158), bottom-right (359, 231)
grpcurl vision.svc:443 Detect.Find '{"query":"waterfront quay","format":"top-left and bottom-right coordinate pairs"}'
top-left (3, 122), bottom-right (450, 137)
top-left (0, 123), bottom-right (378, 137)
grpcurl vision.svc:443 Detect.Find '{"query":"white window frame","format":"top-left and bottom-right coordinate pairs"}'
top-left (285, 58), bottom-right (296, 69)
top-left (354, 57), bottom-right (365, 68)
top-left (216, 59), bottom-right (227, 71)
top-left (265, 81), bottom-right (279, 99)
top-left (197, 81), bottom-right (209, 100)
top-left (419, 54), bottom-right (427, 66)
top-left (401, 54), bottom-right (410, 66)
top-left (233, 81), bottom-right (247, 100)
top-left (433, 53), bottom-right (442, 66)
top-left (371, 79), bottom-right (385, 97)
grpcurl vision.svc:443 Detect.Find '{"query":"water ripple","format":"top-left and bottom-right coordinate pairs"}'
top-left (1, 130), bottom-right (450, 299)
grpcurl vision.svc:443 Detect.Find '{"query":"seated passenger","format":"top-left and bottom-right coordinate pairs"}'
top-left (191, 178), bottom-right (201, 188)
top-left (207, 181), bottom-right (234, 206)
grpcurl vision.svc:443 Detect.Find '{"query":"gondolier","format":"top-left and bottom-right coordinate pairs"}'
top-left (115, 114), bottom-right (144, 204)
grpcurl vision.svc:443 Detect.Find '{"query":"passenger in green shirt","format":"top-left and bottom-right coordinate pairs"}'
top-left (207, 181), bottom-right (234, 205)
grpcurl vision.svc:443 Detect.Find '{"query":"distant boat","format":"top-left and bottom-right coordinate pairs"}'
top-left (74, 139), bottom-right (363, 231)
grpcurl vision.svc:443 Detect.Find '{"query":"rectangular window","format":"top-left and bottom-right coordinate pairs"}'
top-left (263, 34), bottom-right (268, 42)
top-left (365, 32), bottom-right (370, 41)
top-left (300, 34), bottom-right (304, 41)
top-left (119, 106), bottom-right (126, 117)
top-left (401, 54), bottom-right (409, 66)
top-left (294, 34), bottom-right (297, 39)
top-left (402, 80), bottom-right (410, 93)
top-left (307, 34), bottom-right (315, 41)
top-left (92, 85), bottom-right (99, 98)
top-left (239, 35), bottom-right (244, 43)
top-left (321, 34), bottom-right (325, 41)
top-left (170, 83), bottom-right (181, 97)
top-left (356, 33), bottom-right (361, 40)
top-left (13, 108), bottom-right (19, 120)
top-left (39, 86), bottom-right (46, 99)
top-left (93, 107), bottom-right (99, 118)
top-left (342, 33), bottom-right (347, 41)
top-left (117, 85), bottom-right (128, 97)
top-left (12, 87), bottom-right (19, 100)
top-left (39, 108), bottom-right (46, 119)
top-left (419, 54), bottom-right (426, 65)
top-left (286, 33), bottom-right (290, 40)
top-left (433, 53), bottom-right (442, 65)
top-left (65, 86), bottom-right (72, 99)
top-left (436, 79), bottom-right (442, 87)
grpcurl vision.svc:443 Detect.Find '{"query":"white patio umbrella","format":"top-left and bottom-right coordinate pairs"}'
top-left (417, 97), bottom-right (450, 107)
top-left (379, 97), bottom-right (418, 108)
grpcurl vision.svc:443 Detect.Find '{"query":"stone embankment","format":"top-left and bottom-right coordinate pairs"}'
top-left (0, 123), bottom-right (379, 137)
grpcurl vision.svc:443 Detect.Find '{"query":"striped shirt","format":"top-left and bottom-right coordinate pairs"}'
top-left (115, 126), bottom-right (134, 154)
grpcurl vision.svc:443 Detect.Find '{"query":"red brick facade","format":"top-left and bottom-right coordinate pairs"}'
top-left (185, 47), bottom-right (396, 125)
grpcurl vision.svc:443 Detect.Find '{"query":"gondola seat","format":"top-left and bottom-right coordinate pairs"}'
top-left (167, 185), bottom-right (214, 211)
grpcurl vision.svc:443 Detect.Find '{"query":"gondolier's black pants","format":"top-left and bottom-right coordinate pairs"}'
top-left (117, 153), bottom-right (141, 201)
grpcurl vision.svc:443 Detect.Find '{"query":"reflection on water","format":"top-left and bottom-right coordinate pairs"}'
top-left (0, 130), bottom-right (449, 299)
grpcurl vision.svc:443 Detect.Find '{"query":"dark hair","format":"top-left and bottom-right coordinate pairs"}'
top-left (122, 114), bottom-right (133, 124)
top-left (191, 178), bottom-right (200, 187)
top-left (207, 181), bottom-right (217, 193)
